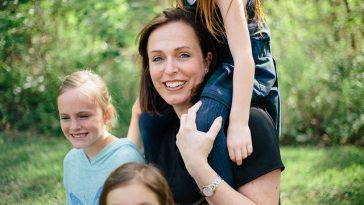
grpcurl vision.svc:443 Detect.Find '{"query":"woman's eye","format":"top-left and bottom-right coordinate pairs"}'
top-left (79, 115), bottom-right (89, 119)
top-left (152, 56), bottom-right (163, 62)
top-left (60, 116), bottom-right (69, 120)
top-left (179, 53), bottom-right (190, 58)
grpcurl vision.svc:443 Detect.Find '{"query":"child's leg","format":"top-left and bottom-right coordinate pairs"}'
top-left (250, 22), bottom-right (281, 135)
top-left (196, 97), bottom-right (234, 187)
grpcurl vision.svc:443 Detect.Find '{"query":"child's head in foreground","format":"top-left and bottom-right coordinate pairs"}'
top-left (99, 162), bottom-right (174, 205)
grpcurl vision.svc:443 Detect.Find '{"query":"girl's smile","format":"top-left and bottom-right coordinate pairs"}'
top-left (57, 88), bottom-right (110, 158)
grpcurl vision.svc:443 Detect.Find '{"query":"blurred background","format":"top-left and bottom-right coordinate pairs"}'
top-left (0, 0), bottom-right (363, 204)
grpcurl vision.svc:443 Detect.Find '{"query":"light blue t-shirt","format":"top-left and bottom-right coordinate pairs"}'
top-left (63, 138), bottom-right (145, 205)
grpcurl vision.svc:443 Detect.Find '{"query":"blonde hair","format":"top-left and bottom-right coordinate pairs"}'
top-left (176, 0), bottom-right (266, 40)
top-left (58, 70), bottom-right (118, 128)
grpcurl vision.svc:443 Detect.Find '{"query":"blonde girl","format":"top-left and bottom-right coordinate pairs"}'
top-left (57, 70), bottom-right (144, 205)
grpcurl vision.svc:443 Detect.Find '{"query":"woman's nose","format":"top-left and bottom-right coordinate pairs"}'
top-left (164, 58), bottom-right (178, 74)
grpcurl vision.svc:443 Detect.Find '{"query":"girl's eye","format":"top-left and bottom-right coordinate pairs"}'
top-left (60, 116), bottom-right (69, 120)
top-left (79, 115), bottom-right (89, 119)
top-left (179, 53), bottom-right (190, 58)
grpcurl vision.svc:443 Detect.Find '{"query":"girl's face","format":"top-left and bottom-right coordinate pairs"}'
top-left (147, 21), bottom-right (211, 114)
top-left (106, 182), bottom-right (160, 205)
top-left (57, 88), bottom-right (108, 152)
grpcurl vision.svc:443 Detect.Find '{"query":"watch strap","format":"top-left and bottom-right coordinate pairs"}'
top-left (200, 175), bottom-right (222, 197)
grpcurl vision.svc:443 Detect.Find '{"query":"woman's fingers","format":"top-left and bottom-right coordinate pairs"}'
top-left (189, 101), bottom-right (202, 112)
top-left (179, 113), bottom-right (187, 132)
top-left (186, 101), bottom-right (202, 129)
top-left (207, 116), bottom-right (222, 141)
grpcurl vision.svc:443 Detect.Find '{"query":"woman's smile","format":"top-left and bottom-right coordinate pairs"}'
top-left (164, 80), bottom-right (187, 89)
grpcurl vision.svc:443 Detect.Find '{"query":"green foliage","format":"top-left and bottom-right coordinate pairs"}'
top-left (0, 0), bottom-right (363, 145)
top-left (264, 0), bottom-right (364, 145)
top-left (0, 0), bottom-right (166, 136)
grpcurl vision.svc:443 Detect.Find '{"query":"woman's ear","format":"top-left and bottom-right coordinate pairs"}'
top-left (204, 52), bottom-right (212, 73)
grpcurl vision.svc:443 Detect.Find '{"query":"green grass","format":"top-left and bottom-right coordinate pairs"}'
top-left (1, 134), bottom-right (363, 205)
top-left (280, 146), bottom-right (364, 205)
top-left (0, 133), bottom-right (71, 205)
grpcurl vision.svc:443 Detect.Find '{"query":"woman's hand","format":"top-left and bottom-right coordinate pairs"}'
top-left (176, 101), bottom-right (222, 175)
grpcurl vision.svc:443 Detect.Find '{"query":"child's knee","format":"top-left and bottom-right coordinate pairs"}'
top-left (196, 103), bottom-right (228, 132)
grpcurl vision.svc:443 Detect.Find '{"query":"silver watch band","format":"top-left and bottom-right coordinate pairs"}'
top-left (200, 175), bottom-right (222, 197)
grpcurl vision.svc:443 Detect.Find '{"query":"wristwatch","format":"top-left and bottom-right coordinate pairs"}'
top-left (200, 175), bottom-right (222, 197)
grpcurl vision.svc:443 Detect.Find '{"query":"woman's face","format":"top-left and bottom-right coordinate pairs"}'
top-left (147, 21), bottom-right (211, 114)
top-left (106, 181), bottom-right (160, 205)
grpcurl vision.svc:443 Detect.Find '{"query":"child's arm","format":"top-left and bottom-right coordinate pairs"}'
top-left (127, 98), bottom-right (143, 151)
top-left (217, 0), bottom-right (255, 165)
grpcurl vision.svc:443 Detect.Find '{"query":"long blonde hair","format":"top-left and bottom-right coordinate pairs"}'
top-left (176, 0), bottom-right (265, 40)
top-left (58, 70), bottom-right (118, 128)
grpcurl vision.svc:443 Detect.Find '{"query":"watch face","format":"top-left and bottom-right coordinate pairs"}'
top-left (202, 186), bottom-right (213, 197)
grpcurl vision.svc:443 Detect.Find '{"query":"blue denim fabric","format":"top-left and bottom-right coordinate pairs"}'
top-left (203, 21), bottom-right (281, 135)
top-left (195, 97), bottom-right (234, 186)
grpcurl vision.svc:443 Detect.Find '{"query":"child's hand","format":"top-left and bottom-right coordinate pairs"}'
top-left (227, 122), bottom-right (253, 165)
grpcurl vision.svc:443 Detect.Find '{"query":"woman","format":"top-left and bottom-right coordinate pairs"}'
top-left (135, 8), bottom-right (284, 204)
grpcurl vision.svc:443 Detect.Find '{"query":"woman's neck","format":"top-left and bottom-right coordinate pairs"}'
top-left (173, 104), bottom-right (191, 118)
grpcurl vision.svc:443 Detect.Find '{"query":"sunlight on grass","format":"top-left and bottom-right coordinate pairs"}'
top-left (280, 146), bottom-right (364, 205)
top-left (1, 134), bottom-right (363, 204)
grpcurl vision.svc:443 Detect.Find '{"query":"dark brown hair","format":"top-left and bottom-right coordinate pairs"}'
top-left (99, 163), bottom-right (174, 205)
top-left (137, 8), bottom-right (217, 115)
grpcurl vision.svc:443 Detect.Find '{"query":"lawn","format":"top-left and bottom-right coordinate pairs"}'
top-left (0, 133), bottom-right (363, 205)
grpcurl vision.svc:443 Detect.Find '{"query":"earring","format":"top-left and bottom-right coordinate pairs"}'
top-left (205, 69), bottom-right (208, 74)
